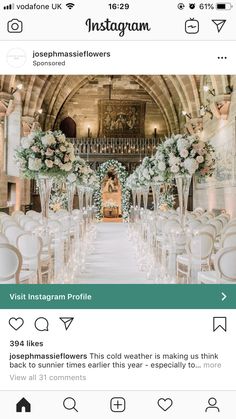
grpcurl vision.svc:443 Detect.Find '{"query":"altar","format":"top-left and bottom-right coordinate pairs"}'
top-left (102, 169), bottom-right (122, 218)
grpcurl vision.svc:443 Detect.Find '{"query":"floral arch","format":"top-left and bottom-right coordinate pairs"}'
top-left (94, 159), bottom-right (130, 220)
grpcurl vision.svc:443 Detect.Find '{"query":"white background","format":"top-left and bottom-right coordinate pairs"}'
top-left (0, 309), bottom-right (235, 417)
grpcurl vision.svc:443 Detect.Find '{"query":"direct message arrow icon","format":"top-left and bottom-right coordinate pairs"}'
top-left (60, 317), bottom-right (74, 331)
top-left (212, 19), bottom-right (226, 33)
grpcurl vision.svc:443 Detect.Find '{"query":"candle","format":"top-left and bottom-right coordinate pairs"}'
top-left (154, 127), bottom-right (157, 138)
top-left (87, 126), bottom-right (90, 137)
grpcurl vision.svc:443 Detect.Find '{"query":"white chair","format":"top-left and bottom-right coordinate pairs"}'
top-left (30, 212), bottom-right (42, 221)
top-left (216, 215), bottom-right (228, 226)
top-left (19, 215), bottom-right (34, 228)
top-left (12, 210), bottom-right (24, 218)
top-left (16, 233), bottom-right (43, 284)
top-left (24, 220), bottom-right (41, 232)
top-left (199, 246), bottom-right (236, 283)
top-left (177, 232), bottom-right (214, 283)
top-left (4, 225), bottom-right (24, 246)
top-left (222, 225), bottom-right (236, 236)
top-left (0, 212), bottom-right (9, 218)
top-left (0, 243), bottom-right (22, 284)
top-left (199, 215), bottom-right (210, 224)
top-left (186, 219), bottom-right (202, 234)
top-left (220, 233), bottom-right (236, 248)
top-left (26, 210), bottom-right (37, 217)
top-left (208, 219), bottom-right (223, 236)
top-left (199, 224), bottom-right (217, 239)
top-left (1, 219), bottom-right (18, 233)
top-left (0, 233), bottom-right (9, 244)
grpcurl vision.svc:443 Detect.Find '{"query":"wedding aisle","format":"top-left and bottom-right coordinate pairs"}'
top-left (77, 223), bottom-right (152, 284)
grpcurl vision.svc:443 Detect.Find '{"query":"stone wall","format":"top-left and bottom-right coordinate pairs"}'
top-left (194, 76), bottom-right (236, 217)
top-left (55, 76), bottom-right (168, 138)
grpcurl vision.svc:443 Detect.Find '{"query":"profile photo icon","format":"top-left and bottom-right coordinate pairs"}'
top-left (7, 19), bottom-right (23, 33)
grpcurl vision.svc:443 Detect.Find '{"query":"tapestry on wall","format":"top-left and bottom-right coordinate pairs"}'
top-left (98, 100), bottom-right (146, 138)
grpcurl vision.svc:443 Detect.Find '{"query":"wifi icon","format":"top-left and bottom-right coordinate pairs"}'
top-left (66, 2), bottom-right (75, 9)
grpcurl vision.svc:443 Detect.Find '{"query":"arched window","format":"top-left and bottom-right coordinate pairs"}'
top-left (59, 117), bottom-right (76, 138)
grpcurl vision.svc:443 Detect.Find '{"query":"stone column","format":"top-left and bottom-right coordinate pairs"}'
top-left (0, 92), bottom-right (13, 209)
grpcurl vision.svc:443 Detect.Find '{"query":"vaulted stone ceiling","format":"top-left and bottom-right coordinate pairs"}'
top-left (0, 74), bottom-right (230, 136)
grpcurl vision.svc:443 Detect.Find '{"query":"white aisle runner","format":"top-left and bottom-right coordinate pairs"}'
top-left (77, 222), bottom-right (152, 284)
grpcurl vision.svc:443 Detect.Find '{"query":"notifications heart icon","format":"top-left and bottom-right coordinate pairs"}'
top-left (157, 398), bottom-right (173, 411)
top-left (9, 317), bottom-right (24, 331)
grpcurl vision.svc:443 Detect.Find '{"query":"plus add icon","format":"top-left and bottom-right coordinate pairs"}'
top-left (110, 397), bottom-right (126, 413)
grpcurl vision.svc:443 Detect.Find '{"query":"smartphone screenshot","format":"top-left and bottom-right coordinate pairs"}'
top-left (0, 0), bottom-right (236, 417)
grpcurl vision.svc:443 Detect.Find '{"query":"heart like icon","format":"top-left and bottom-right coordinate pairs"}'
top-left (157, 398), bottom-right (173, 411)
top-left (9, 317), bottom-right (24, 331)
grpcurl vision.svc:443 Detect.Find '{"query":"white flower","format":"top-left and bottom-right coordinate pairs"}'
top-left (28, 157), bottom-right (42, 171)
top-left (62, 162), bottom-right (72, 172)
top-left (169, 155), bottom-right (181, 166)
top-left (45, 159), bottom-right (53, 168)
top-left (45, 148), bottom-right (54, 157)
top-left (165, 137), bottom-right (175, 147)
top-left (180, 149), bottom-right (189, 158)
top-left (57, 133), bottom-right (66, 143)
top-left (21, 136), bottom-right (34, 149)
top-left (184, 158), bottom-right (199, 174)
top-left (196, 155), bottom-right (204, 163)
top-left (41, 133), bottom-right (56, 147)
top-left (60, 145), bottom-right (66, 152)
top-left (54, 157), bottom-right (62, 167)
top-left (69, 152), bottom-right (76, 162)
top-left (158, 161), bottom-right (166, 171)
top-left (67, 173), bottom-right (77, 183)
top-left (177, 138), bottom-right (189, 151)
top-left (171, 164), bottom-right (180, 174)
top-left (142, 168), bottom-right (150, 180)
top-left (31, 146), bottom-right (40, 153)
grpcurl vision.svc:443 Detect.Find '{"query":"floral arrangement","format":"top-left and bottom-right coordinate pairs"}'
top-left (49, 181), bottom-right (68, 212)
top-left (103, 199), bottom-right (119, 209)
top-left (126, 156), bottom-right (163, 190)
top-left (72, 157), bottom-right (99, 189)
top-left (49, 191), bottom-right (68, 212)
top-left (15, 130), bottom-right (76, 179)
top-left (158, 192), bottom-right (175, 211)
top-left (155, 134), bottom-right (215, 179)
top-left (94, 159), bottom-right (130, 220)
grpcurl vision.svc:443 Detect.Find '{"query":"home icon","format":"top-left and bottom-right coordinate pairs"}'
top-left (16, 398), bottom-right (31, 413)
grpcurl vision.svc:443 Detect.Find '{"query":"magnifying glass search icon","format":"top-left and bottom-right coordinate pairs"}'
top-left (63, 397), bottom-right (78, 412)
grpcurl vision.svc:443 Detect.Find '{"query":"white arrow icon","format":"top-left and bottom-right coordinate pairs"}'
top-left (221, 292), bottom-right (227, 301)
top-left (212, 19), bottom-right (226, 33)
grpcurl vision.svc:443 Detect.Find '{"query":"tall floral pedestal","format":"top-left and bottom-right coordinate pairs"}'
top-left (66, 181), bottom-right (76, 214)
top-left (175, 174), bottom-right (192, 229)
top-left (77, 184), bottom-right (85, 210)
top-left (37, 175), bottom-right (53, 222)
top-left (151, 182), bottom-right (161, 211)
top-left (142, 186), bottom-right (149, 211)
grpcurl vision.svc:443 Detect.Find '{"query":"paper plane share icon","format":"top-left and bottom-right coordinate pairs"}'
top-left (59, 317), bottom-right (74, 330)
top-left (212, 19), bottom-right (226, 33)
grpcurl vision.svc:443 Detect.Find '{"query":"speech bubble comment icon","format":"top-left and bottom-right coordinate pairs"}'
top-left (34, 317), bottom-right (49, 332)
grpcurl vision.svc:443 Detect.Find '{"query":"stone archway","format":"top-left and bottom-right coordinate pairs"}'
top-left (59, 116), bottom-right (76, 138)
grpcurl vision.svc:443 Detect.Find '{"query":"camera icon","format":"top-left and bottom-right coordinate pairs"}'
top-left (7, 19), bottom-right (23, 33)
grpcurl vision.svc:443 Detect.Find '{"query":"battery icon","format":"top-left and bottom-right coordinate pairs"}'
top-left (216, 3), bottom-right (233, 9)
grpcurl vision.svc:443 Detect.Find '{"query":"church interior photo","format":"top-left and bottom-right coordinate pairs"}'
top-left (0, 74), bottom-right (236, 284)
